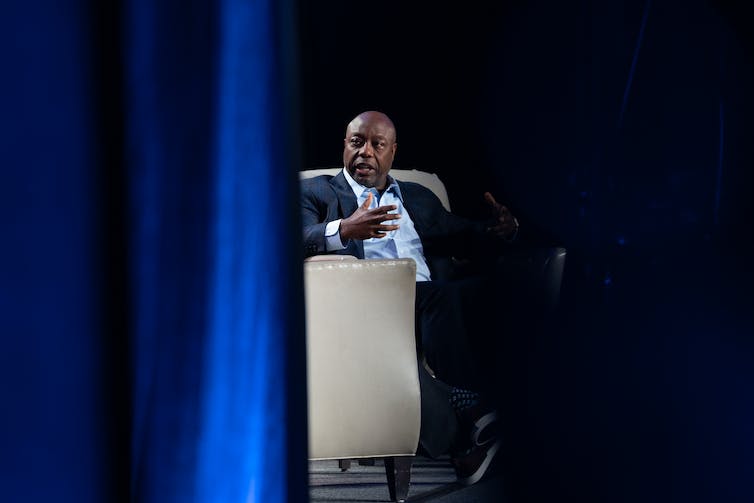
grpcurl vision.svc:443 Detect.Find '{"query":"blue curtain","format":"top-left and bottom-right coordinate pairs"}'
top-left (1, 1), bottom-right (109, 501)
top-left (1, 0), bottom-right (307, 501)
top-left (125, 0), bottom-right (307, 501)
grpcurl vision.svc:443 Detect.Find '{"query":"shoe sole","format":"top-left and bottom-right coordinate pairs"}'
top-left (472, 411), bottom-right (498, 446)
top-left (457, 438), bottom-right (501, 486)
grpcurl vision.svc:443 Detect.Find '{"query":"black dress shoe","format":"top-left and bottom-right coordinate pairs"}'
top-left (451, 409), bottom-right (501, 485)
top-left (451, 433), bottom-right (501, 485)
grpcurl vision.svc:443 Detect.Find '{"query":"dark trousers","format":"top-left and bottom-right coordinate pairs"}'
top-left (417, 364), bottom-right (458, 458)
top-left (415, 278), bottom-right (490, 391)
top-left (415, 277), bottom-right (496, 457)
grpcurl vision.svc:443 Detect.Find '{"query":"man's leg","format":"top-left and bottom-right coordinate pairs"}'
top-left (415, 280), bottom-right (481, 390)
top-left (415, 279), bottom-right (504, 484)
top-left (417, 360), bottom-right (503, 485)
top-left (417, 365), bottom-right (459, 459)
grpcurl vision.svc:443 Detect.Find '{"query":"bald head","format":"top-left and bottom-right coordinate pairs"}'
top-left (346, 111), bottom-right (397, 142)
top-left (343, 110), bottom-right (398, 190)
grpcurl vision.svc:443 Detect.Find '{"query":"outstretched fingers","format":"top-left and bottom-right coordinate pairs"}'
top-left (343, 197), bottom-right (401, 240)
top-left (483, 192), bottom-right (498, 207)
top-left (483, 192), bottom-right (509, 217)
top-left (374, 222), bottom-right (400, 236)
top-left (370, 206), bottom-right (400, 237)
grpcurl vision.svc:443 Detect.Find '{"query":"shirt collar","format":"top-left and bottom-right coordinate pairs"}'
top-left (342, 167), bottom-right (403, 202)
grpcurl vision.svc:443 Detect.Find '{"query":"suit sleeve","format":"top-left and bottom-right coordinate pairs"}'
top-left (408, 186), bottom-right (487, 256)
top-left (301, 182), bottom-right (329, 257)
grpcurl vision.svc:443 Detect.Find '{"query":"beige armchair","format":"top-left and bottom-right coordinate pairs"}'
top-left (304, 256), bottom-right (420, 501)
top-left (301, 168), bottom-right (450, 501)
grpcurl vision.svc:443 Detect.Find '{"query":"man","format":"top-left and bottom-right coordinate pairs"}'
top-left (301, 111), bottom-right (519, 485)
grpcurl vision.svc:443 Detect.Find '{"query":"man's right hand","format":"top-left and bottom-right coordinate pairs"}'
top-left (339, 193), bottom-right (401, 241)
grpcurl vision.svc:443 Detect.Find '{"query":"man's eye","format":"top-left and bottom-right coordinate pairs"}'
top-left (374, 142), bottom-right (386, 150)
top-left (350, 138), bottom-right (364, 147)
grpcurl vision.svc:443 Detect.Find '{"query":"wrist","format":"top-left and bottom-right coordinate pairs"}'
top-left (337, 219), bottom-right (350, 242)
top-left (325, 219), bottom-right (347, 250)
top-left (503, 217), bottom-right (519, 242)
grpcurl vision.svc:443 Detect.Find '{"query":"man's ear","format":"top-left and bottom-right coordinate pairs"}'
top-left (392, 142), bottom-right (398, 156)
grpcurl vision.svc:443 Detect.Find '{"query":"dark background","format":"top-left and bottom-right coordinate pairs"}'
top-left (2, 0), bottom-right (751, 501)
top-left (297, 1), bottom-right (754, 501)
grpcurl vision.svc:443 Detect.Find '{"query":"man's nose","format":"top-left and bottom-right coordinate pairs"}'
top-left (359, 141), bottom-right (373, 157)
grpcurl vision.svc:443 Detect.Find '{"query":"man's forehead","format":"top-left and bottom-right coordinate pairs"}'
top-left (346, 118), bottom-right (395, 139)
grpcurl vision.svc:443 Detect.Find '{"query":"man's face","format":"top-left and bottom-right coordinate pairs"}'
top-left (343, 113), bottom-right (397, 190)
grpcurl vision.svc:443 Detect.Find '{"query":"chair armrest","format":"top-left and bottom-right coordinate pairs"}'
top-left (304, 254), bottom-right (358, 263)
top-left (305, 258), bottom-right (421, 460)
top-left (436, 246), bottom-right (567, 310)
top-left (494, 246), bottom-right (566, 310)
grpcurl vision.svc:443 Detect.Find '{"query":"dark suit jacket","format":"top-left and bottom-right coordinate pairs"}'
top-left (301, 171), bottom-right (495, 277)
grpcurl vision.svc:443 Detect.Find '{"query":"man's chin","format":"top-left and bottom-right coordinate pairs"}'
top-left (357, 178), bottom-right (376, 188)
top-left (354, 174), bottom-right (376, 188)
top-left (348, 167), bottom-right (384, 189)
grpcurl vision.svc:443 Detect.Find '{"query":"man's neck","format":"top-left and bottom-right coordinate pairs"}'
top-left (342, 167), bottom-right (395, 198)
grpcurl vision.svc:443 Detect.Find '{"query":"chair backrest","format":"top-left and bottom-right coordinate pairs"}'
top-left (299, 168), bottom-right (452, 211)
top-left (300, 167), bottom-right (568, 307)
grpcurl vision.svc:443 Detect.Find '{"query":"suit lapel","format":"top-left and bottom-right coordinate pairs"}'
top-left (329, 171), bottom-right (364, 258)
top-left (397, 180), bottom-right (424, 234)
top-left (330, 172), bottom-right (358, 216)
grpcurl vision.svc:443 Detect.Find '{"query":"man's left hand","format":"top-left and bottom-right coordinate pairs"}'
top-left (483, 192), bottom-right (519, 241)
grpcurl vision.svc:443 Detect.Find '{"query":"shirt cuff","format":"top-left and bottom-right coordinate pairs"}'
top-left (325, 219), bottom-right (347, 251)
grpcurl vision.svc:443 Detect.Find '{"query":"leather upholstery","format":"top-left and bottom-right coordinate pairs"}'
top-left (305, 257), bottom-right (421, 460)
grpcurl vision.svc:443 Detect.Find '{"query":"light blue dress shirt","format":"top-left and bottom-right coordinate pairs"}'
top-left (325, 168), bottom-right (432, 282)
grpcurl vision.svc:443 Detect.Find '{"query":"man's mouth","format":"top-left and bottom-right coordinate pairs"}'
top-left (354, 164), bottom-right (374, 176)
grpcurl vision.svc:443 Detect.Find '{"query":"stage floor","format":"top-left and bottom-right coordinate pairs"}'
top-left (310, 456), bottom-right (506, 502)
